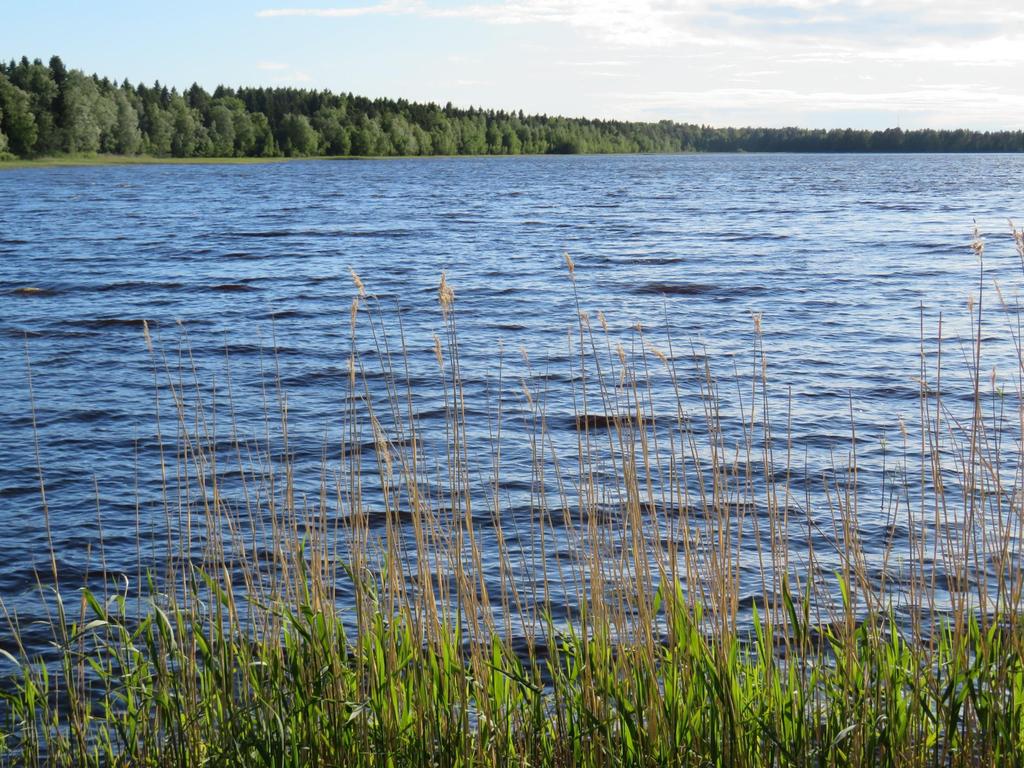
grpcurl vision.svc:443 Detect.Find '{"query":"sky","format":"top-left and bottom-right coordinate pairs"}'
top-left (3, 0), bottom-right (1024, 130)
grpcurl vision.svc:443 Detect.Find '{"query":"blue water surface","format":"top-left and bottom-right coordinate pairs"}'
top-left (2, 153), bottom-right (1023, 638)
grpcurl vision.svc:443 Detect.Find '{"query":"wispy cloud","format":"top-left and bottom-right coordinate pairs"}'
top-left (557, 60), bottom-right (630, 69)
top-left (253, 60), bottom-right (314, 83)
top-left (257, 1), bottom-right (420, 18)
top-left (253, 0), bottom-right (1024, 128)
top-left (621, 83), bottom-right (1024, 126)
top-left (256, 0), bottom-right (1024, 50)
top-left (864, 36), bottom-right (1024, 66)
top-left (257, 1), bottom-right (703, 46)
top-left (272, 71), bottom-right (313, 83)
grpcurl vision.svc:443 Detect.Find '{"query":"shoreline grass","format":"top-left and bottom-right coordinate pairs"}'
top-left (0, 151), bottom-right (667, 170)
top-left (0, 152), bottom-right (605, 170)
top-left (2, 232), bottom-right (1024, 766)
top-left (7, 150), bottom-right (1016, 171)
top-left (0, 153), bottom-right (304, 170)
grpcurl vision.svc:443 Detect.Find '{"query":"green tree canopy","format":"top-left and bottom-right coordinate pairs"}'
top-left (4, 54), bottom-right (1024, 161)
top-left (279, 113), bottom-right (319, 156)
top-left (0, 72), bottom-right (37, 156)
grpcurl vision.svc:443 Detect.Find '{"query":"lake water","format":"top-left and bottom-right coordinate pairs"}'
top-left (2, 153), bottom-right (1024, 643)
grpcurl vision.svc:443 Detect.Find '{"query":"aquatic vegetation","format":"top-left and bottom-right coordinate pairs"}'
top-left (3, 229), bottom-right (1024, 767)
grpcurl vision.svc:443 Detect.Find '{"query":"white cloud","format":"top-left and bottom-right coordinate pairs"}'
top-left (257, 1), bottom-right (704, 46)
top-left (257, 1), bottom-right (421, 18)
top-left (429, 1), bottom-right (693, 46)
top-left (555, 59), bottom-right (630, 69)
top-left (253, 0), bottom-right (1024, 127)
top-left (271, 70), bottom-right (314, 83)
top-left (256, 0), bottom-right (1024, 50)
top-left (255, 61), bottom-right (311, 83)
top-left (622, 83), bottom-right (1024, 126)
top-left (865, 36), bottom-right (1024, 66)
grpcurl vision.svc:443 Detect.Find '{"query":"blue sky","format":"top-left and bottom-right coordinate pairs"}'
top-left (4, 1), bottom-right (1023, 129)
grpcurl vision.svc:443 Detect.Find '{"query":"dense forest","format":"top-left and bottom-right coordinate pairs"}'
top-left (3, 55), bottom-right (1024, 159)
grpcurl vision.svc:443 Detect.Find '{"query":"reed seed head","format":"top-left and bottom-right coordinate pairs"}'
top-left (350, 268), bottom-right (366, 297)
top-left (433, 334), bottom-right (443, 368)
top-left (439, 272), bottom-right (454, 313)
top-left (521, 380), bottom-right (533, 407)
top-left (1011, 220), bottom-right (1024, 259)
top-left (971, 225), bottom-right (984, 259)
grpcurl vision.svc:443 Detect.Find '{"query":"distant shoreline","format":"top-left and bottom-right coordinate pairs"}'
top-left (0, 154), bottom-right (301, 170)
top-left (5, 149), bottom-right (1024, 171)
top-left (4, 55), bottom-right (1024, 166)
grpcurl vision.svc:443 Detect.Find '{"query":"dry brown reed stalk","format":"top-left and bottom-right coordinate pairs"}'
top-left (4, 231), bottom-right (1024, 767)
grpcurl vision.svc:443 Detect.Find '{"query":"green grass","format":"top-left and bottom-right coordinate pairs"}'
top-left (2, 233), bottom-right (1024, 766)
top-left (0, 153), bottom-right (301, 170)
top-left (0, 152), bottom-right (541, 170)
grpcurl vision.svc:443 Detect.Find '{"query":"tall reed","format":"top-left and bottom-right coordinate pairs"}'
top-left (2, 228), bottom-right (1024, 767)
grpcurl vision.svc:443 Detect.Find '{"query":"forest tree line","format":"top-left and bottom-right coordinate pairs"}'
top-left (3, 55), bottom-right (1024, 160)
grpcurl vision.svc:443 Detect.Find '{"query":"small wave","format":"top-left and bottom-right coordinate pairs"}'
top-left (482, 286), bottom-right (520, 296)
top-left (624, 256), bottom-right (685, 265)
top-left (278, 369), bottom-right (347, 387)
top-left (222, 343), bottom-right (265, 355)
top-left (716, 284), bottom-right (768, 300)
top-left (67, 408), bottom-right (117, 424)
top-left (575, 413), bottom-right (652, 430)
top-left (222, 228), bottom-right (417, 240)
top-left (917, 242), bottom-right (959, 254)
top-left (635, 282), bottom-right (715, 296)
top-left (0, 483), bottom-right (40, 499)
top-left (858, 199), bottom-right (919, 212)
top-left (224, 229), bottom-right (295, 238)
top-left (0, 328), bottom-right (43, 339)
top-left (269, 309), bottom-right (309, 320)
top-left (96, 280), bottom-right (183, 292)
top-left (342, 229), bottom-right (417, 239)
top-left (866, 385), bottom-right (916, 399)
top-left (412, 407), bottom-right (446, 420)
top-left (210, 283), bottom-right (258, 293)
top-left (717, 231), bottom-right (789, 242)
top-left (74, 317), bottom-right (149, 329)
